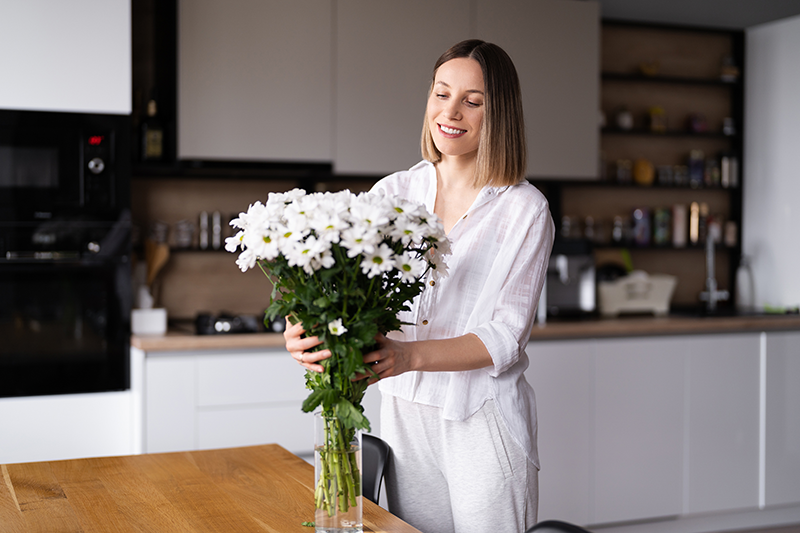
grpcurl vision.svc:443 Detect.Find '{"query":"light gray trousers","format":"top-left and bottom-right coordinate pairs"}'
top-left (380, 394), bottom-right (538, 533)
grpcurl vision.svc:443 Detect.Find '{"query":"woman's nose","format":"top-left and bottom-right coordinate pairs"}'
top-left (444, 101), bottom-right (461, 120)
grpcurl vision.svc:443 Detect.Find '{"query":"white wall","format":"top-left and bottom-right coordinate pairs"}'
top-left (743, 14), bottom-right (800, 309)
top-left (0, 0), bottom-right (131, 114)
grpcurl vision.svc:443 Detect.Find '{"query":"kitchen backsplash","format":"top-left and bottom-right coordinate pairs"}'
top-left (131, 176), bottom-right (375, 320)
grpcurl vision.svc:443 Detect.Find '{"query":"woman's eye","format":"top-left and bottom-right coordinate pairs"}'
top-left (436, 93), bottom-right (448, 99)
top-left (466, 100), bottom-right (481, 107)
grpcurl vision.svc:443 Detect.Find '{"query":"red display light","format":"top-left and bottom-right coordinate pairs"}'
top-left (88, 135), bottom-right (105, 146)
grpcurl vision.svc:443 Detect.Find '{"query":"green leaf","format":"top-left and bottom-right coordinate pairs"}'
top-left (336, 398), bottom-right (371, 432)
top-left (301, 521), bottom-right (315, 527)
top-left (301, 390), bottom-right (325, 413)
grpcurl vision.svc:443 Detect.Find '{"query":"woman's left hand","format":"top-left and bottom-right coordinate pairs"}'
top-left (357, 333), bottom-right (415, 383)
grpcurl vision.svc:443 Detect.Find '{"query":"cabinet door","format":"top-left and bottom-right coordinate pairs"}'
top-left (685, 333), bottom-right (760, 514)
top-left (145, 355), bottom-right (196, 453)
top-left (593, 336), bottom-right (685, 524)
top-left (334, 0), bottom-right (471, 175)
top-left (196, 351), bottom-right (307, 407)
top-left (525, 340), bottom-right (594, 526)
top-left (178, 0), bottom-right (333, 162)
top-left (476, 0), bottom-right (599, 179)
top-left (766, 331), bottom-right (800, 506)
top-left (195, 350), bottom-right (312, 455)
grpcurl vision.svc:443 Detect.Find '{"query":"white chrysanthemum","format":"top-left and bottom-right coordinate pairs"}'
top-left (309, 208), bottom-right (348, 243)
top-left (361, 243), bottom-right (395, 278)
top-left (268, 188), bottom-right (306, 208)
top-left (230, 201), bottom-right (269, 231)
top-left (225, 231), bottom-right (244, 252)
top-left (427, 246), bottom-right (449, 282)
top-left (391, 214), bottom-right (427, 246)
top-left (340, 225), bottom-right (379, 258)
top-left (349, 198), bottom-right (390, 232)
top-left (328, 318), bottom-right (348, 336)
top-left (395, 251), bottom-right (427, 282)
top-left (235, 248), bottom-right (258, 272)
top-left (243, 226), bottom-right (281, 261)
top-left (283, 235), bottom-right (334, 274)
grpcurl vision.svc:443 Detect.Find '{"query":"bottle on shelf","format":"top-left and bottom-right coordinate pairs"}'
top-left (736, 255), bottom-right (755, 313)
top-left (141, 97), bottom-right (164, 162)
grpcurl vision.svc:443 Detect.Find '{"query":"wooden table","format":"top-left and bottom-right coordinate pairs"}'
top-left (0, 444), bottom-right (421, 533)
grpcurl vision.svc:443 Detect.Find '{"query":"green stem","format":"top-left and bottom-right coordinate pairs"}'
top-left (316, 413), bottom-right (361, 518)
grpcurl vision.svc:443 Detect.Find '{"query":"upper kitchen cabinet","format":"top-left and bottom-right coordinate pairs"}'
top-left (335, 0), bottom-right (600, 178)
top-left (476, 0), bottom-right (600, 180)
top-left (334, 0), bottom-right (471, 175)
top-left (0, 0), bottom-right (131, 114)
top-left (177, 0), bottom-right (333, 162)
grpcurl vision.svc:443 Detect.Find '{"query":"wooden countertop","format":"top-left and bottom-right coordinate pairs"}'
top-left (132, 314), bottom-right (800, 352)
top-left (529, 313), bottom-right (800, 341)
top-left (131, 330), bottom-right (287, 352)
top-left (0, 444), bottom-right (420, 533)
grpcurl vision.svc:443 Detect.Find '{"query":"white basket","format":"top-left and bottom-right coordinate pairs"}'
top-left (598, 271), bottom-right (677, 317)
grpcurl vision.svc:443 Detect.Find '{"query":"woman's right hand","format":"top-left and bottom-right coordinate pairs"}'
top-left (283, 316), bottom-right (331, 373)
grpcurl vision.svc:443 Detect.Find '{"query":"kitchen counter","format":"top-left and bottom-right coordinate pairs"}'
top-left (0, 444), bottom-right (420, 533)
top-left (131, 313), bottom-right (800, 351)
top-left (529, 312), bottom-right (800, 341)
top-left (131, 330), bottom-right (286, 351)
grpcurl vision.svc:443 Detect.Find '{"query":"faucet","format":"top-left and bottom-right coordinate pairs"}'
top-left (699, 233), bottom-right (729, 312)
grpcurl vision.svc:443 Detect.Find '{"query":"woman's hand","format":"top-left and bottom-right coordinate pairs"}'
top-left (283, 316), bottom-right (331, 373)
top-left (358, 333), bottom-right (416, 383)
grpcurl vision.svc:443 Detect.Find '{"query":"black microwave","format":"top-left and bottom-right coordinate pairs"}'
top-left (0, 109), bottom-right (130, 223)
top-left (0, 109), bottom-right (132, 398)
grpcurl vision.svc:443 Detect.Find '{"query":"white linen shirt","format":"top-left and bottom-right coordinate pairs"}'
top-left (371, 160), bottom-right (554, 468)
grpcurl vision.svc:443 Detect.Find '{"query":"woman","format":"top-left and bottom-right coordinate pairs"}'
top-left (285, 39), bottom-right (554, 533)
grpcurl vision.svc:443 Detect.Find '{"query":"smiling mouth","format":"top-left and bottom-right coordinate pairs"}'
top-left (438, 124), bottom-right (467, 136)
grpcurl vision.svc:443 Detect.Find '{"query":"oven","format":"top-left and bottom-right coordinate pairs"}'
top-left (0, 109), bottom-right (131, 398)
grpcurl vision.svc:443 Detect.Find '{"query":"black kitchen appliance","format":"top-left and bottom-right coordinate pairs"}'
top-left (0, 109), bottom-right (131, 398)
top-left (546, 238), bottom-right (596, 317)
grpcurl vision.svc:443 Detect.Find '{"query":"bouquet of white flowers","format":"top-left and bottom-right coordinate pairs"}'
top-left (227, 188), bottom-right (449, 520)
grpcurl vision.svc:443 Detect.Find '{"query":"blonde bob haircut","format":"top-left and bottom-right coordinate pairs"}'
top-left (421, 39), bottom-right (527, 188)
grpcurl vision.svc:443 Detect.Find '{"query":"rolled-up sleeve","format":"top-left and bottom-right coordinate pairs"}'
top-left (470, 203), bottom-right (554, 377)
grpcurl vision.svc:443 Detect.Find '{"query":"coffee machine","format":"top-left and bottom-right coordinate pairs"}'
top-left (545, 239), bottom-right (596, 317)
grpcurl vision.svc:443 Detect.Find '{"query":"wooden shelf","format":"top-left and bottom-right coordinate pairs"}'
top-left (602, 128), bottom-right (735, 139)
top-left (602, 72), bottom-right (740, 86)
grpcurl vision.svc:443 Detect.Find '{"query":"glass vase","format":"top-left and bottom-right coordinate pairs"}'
top-left (314, 412), bottom-right (363, 533)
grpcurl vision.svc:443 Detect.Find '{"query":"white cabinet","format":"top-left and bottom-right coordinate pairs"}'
top-left (476, 0), bottom-right (600, 179)
top-left (178, 0), bottom-right (333, 162)
top-left (141, 347), bottom-right (383, 457)
top-left (684, 334), bottom-right (760, 514)
top-left (0, 0), bottom-right (131, 114)
top-left (525, 339), bottom-right (594, 525)
top-left (144, 348), bottom-right (310, 454)
top-left (334, 0), bottom-right (471, 175)
top-left (766, 331), bottom-right (800, 506)
top-left (593, 336), bottom-right (685, 523)
top-left (527, 332), bottom-right (763, 526)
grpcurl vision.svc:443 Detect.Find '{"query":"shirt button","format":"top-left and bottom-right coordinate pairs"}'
top-left (462, 214), bottom-right (468, 219)
top-left (429, 280), bottom-right (435, 286)
top-left (422, 320), bottom-right (429, 325)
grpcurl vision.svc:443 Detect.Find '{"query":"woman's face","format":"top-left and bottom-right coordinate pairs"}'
top-left (426, 57), bottom-right (485, 161)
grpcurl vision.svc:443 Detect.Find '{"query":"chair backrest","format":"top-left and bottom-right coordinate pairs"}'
top-left (526, 520), bottom-right (592, 533)
top-left (361, 433), bottom-right (390, 505)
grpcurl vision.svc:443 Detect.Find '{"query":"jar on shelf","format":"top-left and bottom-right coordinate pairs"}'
top-left (633, 158), bottom-right (655, 186)
top-left (688, 150), bottom-right (705, 189)
top-left (653, 208), bottom-right (672, 246)
top-left (647, 106), bottom-right (667, 133)
top-left (632, 208), bottom-right (651, 247)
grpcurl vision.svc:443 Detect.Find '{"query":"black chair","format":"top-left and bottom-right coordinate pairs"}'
top-left (361, 433), bottom-right (391, 504)
top-left (526, 519), bottom-right (593, 533)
